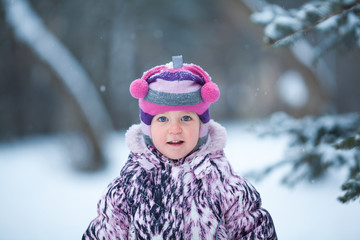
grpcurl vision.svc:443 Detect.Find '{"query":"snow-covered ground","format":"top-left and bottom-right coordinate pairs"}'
top-left (1, 122), bottom-right (359, 240)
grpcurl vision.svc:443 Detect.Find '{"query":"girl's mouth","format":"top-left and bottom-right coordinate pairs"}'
top-left (167, 140), bottom-right (184, 146)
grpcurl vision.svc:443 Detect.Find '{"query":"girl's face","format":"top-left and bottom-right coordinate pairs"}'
top-left (150, 111), bottom-right (200, 159)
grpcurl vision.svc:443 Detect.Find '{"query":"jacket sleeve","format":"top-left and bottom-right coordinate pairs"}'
top-left (224, 179), bottom-right (277, 240)
top-left (82, 178), bottom-right (130, 240)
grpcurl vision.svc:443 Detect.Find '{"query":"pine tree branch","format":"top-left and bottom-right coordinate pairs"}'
top-left (266, 1), bottom-right (360, 46)
top-left (251, 112), bottom-right (360, 204)
top-left (334, 131), bottom-right (360, 150)
top-left (338, 173), bottom-right (360, 203)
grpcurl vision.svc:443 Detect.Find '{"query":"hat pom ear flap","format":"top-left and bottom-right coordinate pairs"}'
top-left (130, 79), bottom-right (148, 99)
top-left (201, 82), bottom-right (220, 103)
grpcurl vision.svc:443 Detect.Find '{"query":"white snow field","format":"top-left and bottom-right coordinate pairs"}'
top-left (0, 122), bottom-right (359, 240)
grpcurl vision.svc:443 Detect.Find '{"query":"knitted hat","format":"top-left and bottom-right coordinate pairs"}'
top-left (129, 56), bottom-right (220, 146)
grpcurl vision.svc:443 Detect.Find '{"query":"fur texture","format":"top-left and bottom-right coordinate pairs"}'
top-left (83, 121), bottom-right (277, 239)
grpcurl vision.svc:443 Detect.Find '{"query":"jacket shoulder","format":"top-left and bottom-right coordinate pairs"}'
top-left (209, 156), bottom-right (261, 204)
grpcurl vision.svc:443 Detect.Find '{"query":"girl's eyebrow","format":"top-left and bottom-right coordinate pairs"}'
top-left (182, 111), bottom-right (195, 115)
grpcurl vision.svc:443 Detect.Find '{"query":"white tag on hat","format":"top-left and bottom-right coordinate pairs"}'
top-left (172, 55), bottom-right (183, 69)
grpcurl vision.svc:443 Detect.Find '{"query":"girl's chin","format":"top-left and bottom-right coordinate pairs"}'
top-left (164, 151), bottom-right (188, 160)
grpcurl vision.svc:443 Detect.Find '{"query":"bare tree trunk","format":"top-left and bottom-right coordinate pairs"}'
top-left (3, 0), bottom-right (114, 170)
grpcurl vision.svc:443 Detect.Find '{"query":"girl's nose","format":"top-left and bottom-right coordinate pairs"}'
top-left (169, 122), bottom-right (182, 134)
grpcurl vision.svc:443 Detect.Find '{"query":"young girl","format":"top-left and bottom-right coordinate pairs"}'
top-left (82, 56), bottom-right (277, 239)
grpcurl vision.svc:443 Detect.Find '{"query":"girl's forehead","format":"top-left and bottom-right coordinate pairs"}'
top-left (157, 111), bottom-right (197, 116)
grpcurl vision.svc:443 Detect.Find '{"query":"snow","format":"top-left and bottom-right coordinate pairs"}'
top-left (251, 5), bottom-right (288, 26)
top-left (250, 6), bottom-right (275, 25)
top-left (276, 70), bottom-right (308, 108)
top-left (264, 15), bottom-right (302, 40)
top-left (295, 3), bottom-right (321, 22)
top-left (344, 0), bottom-right (358, 5)
top-left (100, 85), bottom-right (107, 92)
top-left (316, 15), bottom-right (338, 31)
top-left (1, 122), bottom-right (360, 240)
top-left (340, 12), bottom-right (360, 35)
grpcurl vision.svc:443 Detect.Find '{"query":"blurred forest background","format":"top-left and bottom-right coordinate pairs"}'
top-left (1, 0), bottom-right (360, 171)
top-left (2, 1), bottom-right (360, 239)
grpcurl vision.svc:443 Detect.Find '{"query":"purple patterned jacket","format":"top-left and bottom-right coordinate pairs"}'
top-left (83, 121), bottom-right (277, 239)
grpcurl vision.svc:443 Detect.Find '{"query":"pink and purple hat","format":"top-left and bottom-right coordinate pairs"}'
top-left (129, 56), bottom-right (220, 146)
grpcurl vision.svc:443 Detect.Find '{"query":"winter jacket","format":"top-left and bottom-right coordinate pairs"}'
top-left (82, 120), bottom-right (277, 240)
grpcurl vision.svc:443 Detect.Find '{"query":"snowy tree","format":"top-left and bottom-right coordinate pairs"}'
top-left (251, 0), bottom-right (360, 62)
top-left (249, 112), bottom-right (360, 203)
top-left (334, 129), bottom-right (360, 203)
top-left (246, 0), bottom-right (360, 203)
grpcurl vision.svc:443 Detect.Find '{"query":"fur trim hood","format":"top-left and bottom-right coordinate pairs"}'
top-left (125, 120), bottom-right (227, 155)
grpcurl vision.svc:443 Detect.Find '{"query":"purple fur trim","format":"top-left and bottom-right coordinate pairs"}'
top-left (147, 72), bottom-right (205, 84)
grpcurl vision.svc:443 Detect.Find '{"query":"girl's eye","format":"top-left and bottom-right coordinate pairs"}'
top-left (181, 115), bottom-right (192, 121)
top-left (157, 116), bottom-right (168, 122)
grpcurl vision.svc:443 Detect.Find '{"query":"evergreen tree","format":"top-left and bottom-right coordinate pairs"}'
top-left (251, 0), bottom-right (360, 62)
top-left (335, 130), bottom-right (360, 203)
top-left (249, 112), bottom-right (360, 203)
top-left (248, 0), bottom-right (360, 204)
